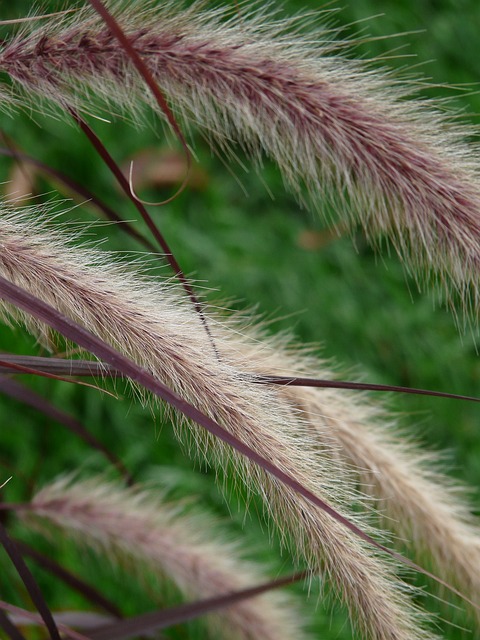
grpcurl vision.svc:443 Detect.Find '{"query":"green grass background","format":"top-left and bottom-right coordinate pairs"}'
top-left (0, 0), bottom-right (480, 638)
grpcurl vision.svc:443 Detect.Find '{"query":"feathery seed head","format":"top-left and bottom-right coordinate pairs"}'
top-left (1, 1), bottom-right (480, 320)
top-left (26, 475), bottom-right (310, 640)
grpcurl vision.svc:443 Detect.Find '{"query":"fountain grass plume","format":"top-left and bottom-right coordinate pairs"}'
top-left (24, 475), bottom-right (310, 640)
top-left (1, 1), bottom-right (480, 319)
top-left (0, 207), bottom-right (436, 640)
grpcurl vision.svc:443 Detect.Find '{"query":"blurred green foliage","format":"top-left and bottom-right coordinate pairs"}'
top-left (0, 0), bottom-right (479, 637)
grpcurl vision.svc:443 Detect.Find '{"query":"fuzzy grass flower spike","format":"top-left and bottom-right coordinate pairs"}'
top-left (2, 0), bottom-right (480, 318)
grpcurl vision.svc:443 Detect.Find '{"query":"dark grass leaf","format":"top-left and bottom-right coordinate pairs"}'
top-left (0, 610), bottom-right (26, 640)
top-left (88, 571), bottom-right (309, 640)
top-left (68, 109), bottom-right (219, 360)
top-left (9, 611), bottom-right (114, 631)
top-left (0, 521), bottom-right (61, 640)
top-left (0, 355), bottom-right (111, 377)
top-left (257, 375), bottom-right (480, 403)
top-left (73, 0), bottom-right (218, 358)
top-left (0, 275), bottom-right (476, 610)
top-left (0, 600), bottom-right (88, 640)
top-left (13, 540), bottom-right (123, 619)
top-left (85, 0), bottom-right (191, 190)
top-left (0, 357), bottom-right (116, 395)
top-left (0, 354), bottom-right (477, 403)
